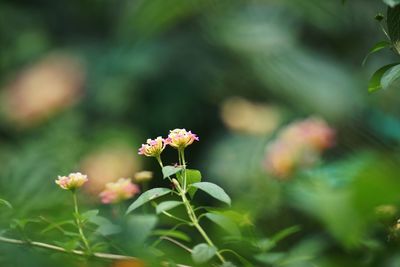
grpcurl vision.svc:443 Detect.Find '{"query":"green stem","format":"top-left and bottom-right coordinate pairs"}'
top-left (177, 182), bottom-right (225, 264)
top-left (180, 149), bottom-right (188, 191)
top-left (72, 192), bottom-right (91, 254)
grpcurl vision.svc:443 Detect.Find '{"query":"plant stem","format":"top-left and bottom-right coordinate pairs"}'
top-left (0, 236), bottom-right (134, 260)
top-left (177, 183), bottom-right (226, 264)
top-left (72, 192), bottom-right (91, 254)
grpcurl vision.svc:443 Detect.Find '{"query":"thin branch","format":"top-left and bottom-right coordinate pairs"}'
top-left (159, 236), bottom-right (192, 253)
top-left (0, 236), bottom-right (135, 260)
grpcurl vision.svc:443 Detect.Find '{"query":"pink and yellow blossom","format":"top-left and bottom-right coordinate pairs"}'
top-left (263, 117), bottom-right (335, 179)
top-left (165, 128), bottom-right (199, 149)
top-left (99, 178), bottom-right (140, 204)
top-left (55, 172), bottom-right (88, 190)
top-left (138, 136), bottom-right (165, 157)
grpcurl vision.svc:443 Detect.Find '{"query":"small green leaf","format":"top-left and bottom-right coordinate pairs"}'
top-left (384, 0), bottom-right (400, 7)
top-left (81, 209), bottom-right (99, 223)
top-left (205, 213), bottom-right (241, 237)
top-left (191, 243), bottom-right (217, 264)
top-left (90, 216), bottom-right (121, 236)
top-left (190, 182), bottom-right (231, 205)
top-left (186, 169), bottom-right (202, 198)
top-left (368, 63), bottom-right (399, 92)
top-left (41, 220), bottom-right (75, 234)
top-left (156, 201), bottom-right (183, 214)
top-left (126, 214), bottom-right (158, 244)
top-left (255, 252), bottom-right (285, 264)
top-left (162, 166), bottom-right (182, 179)
top-left (362, 41), bottom-right (391, 66)
top-left (126, 188), bottom-right (172, 214)
top-left (381, 64), bottom-right (400, 89)
top-left (152, 229), bottom-right (191, 242)
top-left (0, 199), bottom-right (12, 209)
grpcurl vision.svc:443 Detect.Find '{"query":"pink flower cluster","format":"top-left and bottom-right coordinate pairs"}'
top-left (99, 178), bottom-right (140, 204)
top-left (138, 129), bottom-right (199, 157)
top-left (55, 172), bottom-right (88, 190)
top-left (264, 117), bottom-right (335, 178)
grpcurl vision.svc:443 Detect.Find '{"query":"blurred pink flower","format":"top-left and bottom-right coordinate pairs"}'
top-left (55, 172), bottom-right (88, 190)
top-left (263, 117), bottom-right (335, 179)
top-left (281, 117), bottom-right (335, 151)
top-left (81, 144), bottom-right (141, 195)
top-left (2, 53), bottom-right (85, 127)
top-left (138, 136), bottom-right (165, 157)
top-left (165, 128), bottom-right (199, 149)
top-left (99, 178), bottom-right (140, 204)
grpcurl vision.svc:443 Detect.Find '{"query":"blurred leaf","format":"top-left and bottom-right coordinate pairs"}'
top-left (80, 209), bottom-right (99, 223)
top-left (40, 220), bottom-right (75, 234)
top-left (0, 199), bottom-right (12, 209)
top-left (388, 5), bottom-right (400, 53)
top-left (90, 216), bottom-right (121, 236)
top-left (255, 252), bottom-right (285, 265)
top-left (191, 243), bottom-right (217, 264)
top-left (152, 229), bottom-right (191, 242)
top-left (220, 262), bottom-right (237, 267)
top-left (362, 41), bottom-right (391, 66)
top-left (126, 214), bottom-right (158, 245)
top-left (162, 166), bottom-right (182, 179)
top-left (156, 201), bottom-right (183, 214)
top-left (190, 182), bottom-right (231, 206)
top-left (368, 63), bottom-right (399, 92)
top-left (204, 212), bottom-right (241, 237)
top-left (126, 188), bottom-right (172, 214)
top-left (271, 225), bottom-right (301, 244)
top-left (381, 64), bottom-right (400, 89)
top-left (10, 218), bottom-right (41, 231)
top-left (384, 0), bottom-right (400, 7)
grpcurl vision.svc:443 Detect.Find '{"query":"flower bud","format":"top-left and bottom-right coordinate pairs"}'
top-left (133, 171), bottom-right (153, 183)
top-left (55, 172), bottom-right (88, 190)
top-left (164, 129), bottom-right (199, 150)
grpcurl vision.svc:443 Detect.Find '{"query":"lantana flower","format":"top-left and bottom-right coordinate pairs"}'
top-left (165, 128), bottom-right (199, 150)
top-left (138, 136), bottom-right (166, 157)
top-left (263, 117), bottom-right (335, 179)
top-left (55, 172), bottom-right (88, 190)
top-left (99, 178), bottom-right (140, 204)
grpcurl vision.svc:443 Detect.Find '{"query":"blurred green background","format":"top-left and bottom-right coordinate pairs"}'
top-left (1, 0), bottom-right (400, 266)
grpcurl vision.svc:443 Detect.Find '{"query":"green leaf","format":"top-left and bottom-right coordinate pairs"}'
top-left (126, 214), bottom-right (158, 245)
top-left (368, 63), bottom-right (399, 92)
top-left (381, 64), bottom-right (400, 89)
top-left (0, 199), bottom-right (12, 209)
top-left (204, 213), bottom-right (241, 237)
top-left (191, 243), bottom-right (217, 264)
top-left (362, 41), bottom-right (391, 66)
top-left (384, 0), bottom-right (400, 7)
top-left (271, 225), bottom-right (301, 243)
top-left (255, 252), bottom-right (285, 264)
top-left (156, 201), bottom-right (183, 214)
top-left (388, 5), bottom-right (400, 53)
top-left (162, 166), bottom-right (182, 179)
top-left (220, 262), bottom-right (237, 267)
top-left (41, 220), bottom-right (75, 234)
top-left (126, 188), bottom-right (172, 214)
top-left (152, 229), bottom-right (191, 242)
top-left (90, 216), bottom-right (121, 236)
top-left (190, 182), bottom-right (231, 206)
top-left (186, 169), bottom-right (202, 198)
top-left (81, 209), bottom-right (99, 223)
